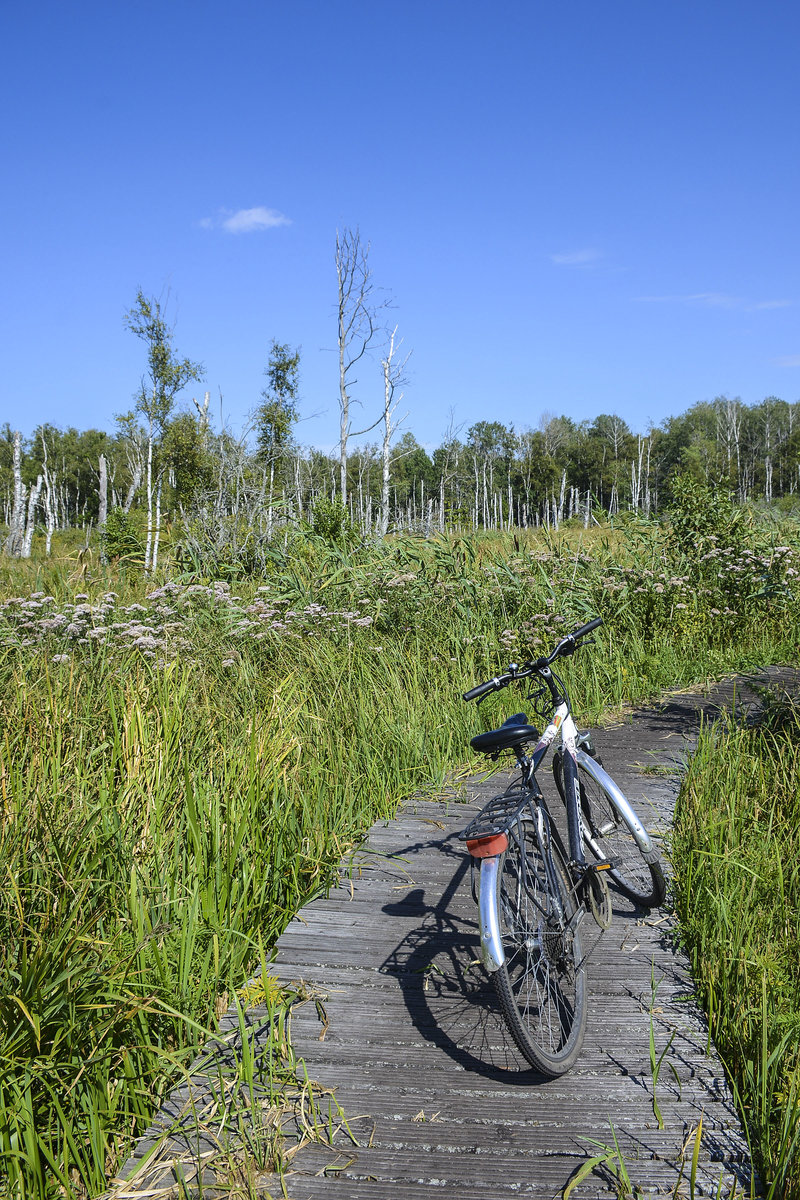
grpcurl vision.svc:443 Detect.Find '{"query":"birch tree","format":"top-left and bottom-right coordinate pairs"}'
top-left (124, 291), bottom-right (203, 571)
top-left (255, 341), bottom-right (300, 535)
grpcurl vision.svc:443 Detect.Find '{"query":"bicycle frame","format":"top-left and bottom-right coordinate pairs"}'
top-left (475, 692), bottom-right (657, 976)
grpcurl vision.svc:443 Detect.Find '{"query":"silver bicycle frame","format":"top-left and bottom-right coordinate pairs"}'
top-left (476, 702), bottom-right (656, 974)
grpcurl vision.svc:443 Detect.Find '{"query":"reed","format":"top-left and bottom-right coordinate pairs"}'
top-left (1, 516), bottom-right (798, 1195)
top-left (672, 692), bottom-right (800, 1198)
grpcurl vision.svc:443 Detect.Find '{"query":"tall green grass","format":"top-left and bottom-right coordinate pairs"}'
top-left (1, 515), bottom-right (799, 1195)
top-left (673, 693), bottom-right (800, 1199)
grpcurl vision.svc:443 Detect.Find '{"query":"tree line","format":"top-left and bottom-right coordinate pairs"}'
top-left (4, 392), bottom-right (800, 554)
top-left (3, 227), bottom-right (800, 561)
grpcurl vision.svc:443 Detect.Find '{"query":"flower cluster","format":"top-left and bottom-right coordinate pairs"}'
top-left (0, 580), bottom-right (378, 666)
top-left (499, 612), bottom-right (567, 655)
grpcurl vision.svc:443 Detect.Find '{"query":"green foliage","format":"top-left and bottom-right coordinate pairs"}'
top-left (673, 694), bottom-right (800, 1198)
top-left (307, 496), bottom-right (357, 545)
top-left (1, 523), bottom-right (799, 1194)
top-left (668, 472), bottom-right (743, 558)
top-left (161, 411), bottom-right (216, 503)
top-left (123, 291), bottom-right (204, 432)
top-left (100, 506), bottom-right (145, 564)
top-left (255, 340), bottom-right (300, 464)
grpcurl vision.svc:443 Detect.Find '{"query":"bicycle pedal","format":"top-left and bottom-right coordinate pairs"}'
top-left (590, 858), bottom-right (620, 872)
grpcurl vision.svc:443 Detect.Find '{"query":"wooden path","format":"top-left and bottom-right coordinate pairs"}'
top-left (114, 667), bottom-right (798, 1199)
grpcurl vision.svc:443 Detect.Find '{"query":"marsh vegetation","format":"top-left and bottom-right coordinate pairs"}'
top-left (1, 489), bottom-right (799, 1195)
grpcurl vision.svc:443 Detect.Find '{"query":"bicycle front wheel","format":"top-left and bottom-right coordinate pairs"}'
top-left (492, 815), bottom-right (587, 1077)
top-left (577, 760), bottom-right (666, 909)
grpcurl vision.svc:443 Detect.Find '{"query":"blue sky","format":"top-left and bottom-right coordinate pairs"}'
top-left (2, 0), bottom-right (799, 453)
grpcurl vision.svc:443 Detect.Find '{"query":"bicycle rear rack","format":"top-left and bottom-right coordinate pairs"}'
top-left (460, 783), bottom-right (540, 842)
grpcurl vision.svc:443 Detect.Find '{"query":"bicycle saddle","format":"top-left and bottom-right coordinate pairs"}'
top-left (470, 712), bottom-right (540, 755)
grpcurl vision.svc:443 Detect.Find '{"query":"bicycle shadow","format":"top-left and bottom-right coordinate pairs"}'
top-left (376, 831), bottom-right (551, 1084)
top-left (373, 822), bottom-right (661, 1088)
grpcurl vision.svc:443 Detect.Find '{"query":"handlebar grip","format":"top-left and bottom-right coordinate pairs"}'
top-left (463, 677), bottom-right (504, 702)
top-left (572, 616), bottom-right (603, 640)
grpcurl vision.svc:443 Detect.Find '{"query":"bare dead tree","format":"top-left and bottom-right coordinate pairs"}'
top-left (379, 325), bottom-right (411, 538)
top-left (41, 431), bottom-right (57, 554)
top-left (437, 410), bottom-right (465, 532)
top-left (335, 229), bottom-right (387, 502)
top-left (118, 419), bottom-right (146, 513)
top-left (193, 391), bottom-right (211, 436)
top-left (715, 396), bottom-right (743, 496)
top-left (4, 431), bottom-right (25, 556)
top-left (98, 454), bottom-right (108, 527)
top-left (21, 475), bottom-right (43, 557)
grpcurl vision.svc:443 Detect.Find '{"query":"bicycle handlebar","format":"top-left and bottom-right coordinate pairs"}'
top-left (462, 617), bottom-right (603, 702)
top-left (463, 675), bottom-right (513, 702)
top-left (571, 616), bottom-right (603, 641)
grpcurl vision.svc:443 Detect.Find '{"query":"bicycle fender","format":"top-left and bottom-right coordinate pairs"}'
top-left (576, 750), bottom-right (659, 862)
top-left (478, 856), bottom-right (505, 973)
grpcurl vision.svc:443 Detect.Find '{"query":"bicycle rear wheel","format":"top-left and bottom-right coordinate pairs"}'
top-left (492, 814), bottom-right (587, 1077)
top-left (577, 760), bottom-right (666, 908)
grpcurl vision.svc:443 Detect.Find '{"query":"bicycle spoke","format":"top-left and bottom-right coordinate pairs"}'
top-left (492, 816), bottom-right (587, 1076)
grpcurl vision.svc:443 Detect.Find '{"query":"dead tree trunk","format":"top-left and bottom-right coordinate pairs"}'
top-left (379, 326), bottom-right (409, 539)
top-left (41, 433), bottom-right (57, 555)
top-left (4, 431), bottom-right (26, 556)
top-left (98, 454), bottom-right (108, 526)
top-left (21, 475), bottom-right (43, 557)
top-left (336, 229), bottom-right (384, 502)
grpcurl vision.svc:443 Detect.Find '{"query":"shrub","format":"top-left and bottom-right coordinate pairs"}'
top-left (100, 507), bottom-right (146, 565)
top-left (667, 473), bottom-right (743, 559)
top-left (306, 496), bottom-right (357, 546)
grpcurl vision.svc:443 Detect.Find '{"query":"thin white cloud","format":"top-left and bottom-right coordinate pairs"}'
top-left (222, 206), bottom-right (291, 233)
top-left (550, 248), bottom-right (602, 268)
top-left (687, 292), bottom-right (740, 308)
top-left (198, 206), bottom-right (291, 233)
top-left (635, 292), bottom-right (741, 308)
top-left (634, 292), bottom-right (791, 312)
top-left (774, 355), bottom-right (800, 367)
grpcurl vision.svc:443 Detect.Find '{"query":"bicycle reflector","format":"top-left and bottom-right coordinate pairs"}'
top-left (466, 833), bottom-right (509, 858)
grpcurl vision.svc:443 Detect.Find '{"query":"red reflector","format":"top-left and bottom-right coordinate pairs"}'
top-left (466, 833), bottom-right (509, 858)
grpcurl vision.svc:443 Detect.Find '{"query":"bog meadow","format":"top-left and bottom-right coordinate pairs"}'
top-left (3, 292), bottom-right (800, 1196)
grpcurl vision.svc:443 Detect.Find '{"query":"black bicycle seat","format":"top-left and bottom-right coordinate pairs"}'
top-left (470, 712), bottom-right (540, 756)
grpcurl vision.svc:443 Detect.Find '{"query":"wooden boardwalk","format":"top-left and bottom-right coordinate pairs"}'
top-left (114, 668), bottom-right (797, 1198)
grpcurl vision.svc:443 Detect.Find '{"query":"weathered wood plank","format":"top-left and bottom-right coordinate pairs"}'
top-left (114, 667), bottom-right (799, 1198)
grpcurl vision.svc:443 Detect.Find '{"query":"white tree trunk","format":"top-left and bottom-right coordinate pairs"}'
top-left (152, 473), bottom-right (163, 573)
top-left (98, 454), bottom-right (108, 526)
top-left (21, 475), bottom-right (43, 558)
top-left (4, 431), bottom-right (26, 556)
top-left (144, 425), bottom-right (154, 571)
top-left (378, 326), bottom-right (408, 538)
top-left (41, 433), bottom-right (57, 555)
top-left (558, 470), bottom-right (567, 522)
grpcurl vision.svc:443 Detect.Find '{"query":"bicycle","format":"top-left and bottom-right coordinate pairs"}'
top-left (460, 616), bottom-right (666, 1077)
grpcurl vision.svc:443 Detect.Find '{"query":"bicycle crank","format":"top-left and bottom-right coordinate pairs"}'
top-left (580, 863), bottom-right (613, 930)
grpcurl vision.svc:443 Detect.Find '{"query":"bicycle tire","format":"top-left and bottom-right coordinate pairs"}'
top-left (575, 759), bottom-right (666, 908)
top-left (491, 814), bottom-right (587, 1077)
